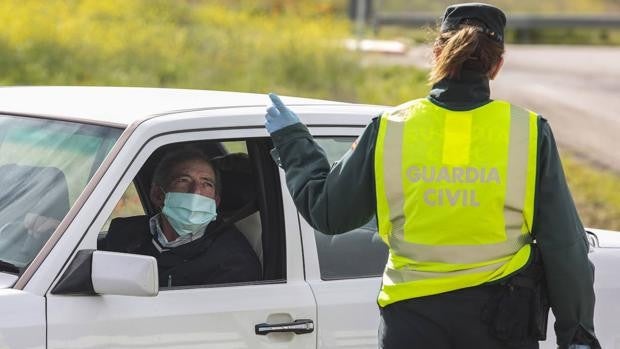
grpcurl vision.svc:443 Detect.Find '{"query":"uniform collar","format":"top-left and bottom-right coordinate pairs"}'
top-left (428, 68), bottom-right (492, 110)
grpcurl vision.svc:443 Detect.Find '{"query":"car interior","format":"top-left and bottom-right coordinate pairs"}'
top-left (98, 138), bottom-right (286, 285)
top-left (314, 216), bottom-right (387, 280)
top-left (0, 164), bottom-right (69, 271)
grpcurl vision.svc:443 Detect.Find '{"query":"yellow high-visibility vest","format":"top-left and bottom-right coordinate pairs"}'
top-left (374, 98), bottom-right (539, 307)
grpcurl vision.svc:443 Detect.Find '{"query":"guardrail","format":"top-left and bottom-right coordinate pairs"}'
top-left (374, 12), bottom-right (620, 30)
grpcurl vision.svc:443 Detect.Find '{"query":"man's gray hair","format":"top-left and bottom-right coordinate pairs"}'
top-left (152, 146), bottom-right (221, 195)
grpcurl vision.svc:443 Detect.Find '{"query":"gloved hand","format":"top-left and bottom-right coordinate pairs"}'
top-left (265, 93), bottom-right (300, 134)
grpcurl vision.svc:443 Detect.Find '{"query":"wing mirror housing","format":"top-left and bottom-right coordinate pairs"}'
top-left (52, 250), bottom-right (158, 297)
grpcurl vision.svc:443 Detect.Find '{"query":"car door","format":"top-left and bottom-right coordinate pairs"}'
top-left (286, 104), bottom-right (387, 349)
top-left (44, 109), bottom-right (317, 349)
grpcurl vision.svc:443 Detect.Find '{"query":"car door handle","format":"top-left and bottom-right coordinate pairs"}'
top-left (255, 319), bottom-right (314, 335)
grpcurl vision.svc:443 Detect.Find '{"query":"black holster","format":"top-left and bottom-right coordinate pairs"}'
top-left (482, 245), bottom-right (550, 344)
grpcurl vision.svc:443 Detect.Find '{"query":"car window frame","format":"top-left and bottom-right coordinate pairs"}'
top-left (114, 137), bottom-right (287, 286)
top-left (44, 126), bottom-right (290, 295)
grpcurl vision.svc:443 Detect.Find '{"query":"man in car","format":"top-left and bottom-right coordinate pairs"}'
top-left (104, 146), bottom-right (261, 287)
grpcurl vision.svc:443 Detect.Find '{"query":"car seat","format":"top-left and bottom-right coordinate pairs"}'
top-left (0, 164), bottom-right (70, 268)
top-left (212, 153), bottom-right (263, 264)
top-left (316, 217), bottom-right (387, 279)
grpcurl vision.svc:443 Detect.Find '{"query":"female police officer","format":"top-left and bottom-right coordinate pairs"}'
top-left (265, 3), bottom-right (599, 348)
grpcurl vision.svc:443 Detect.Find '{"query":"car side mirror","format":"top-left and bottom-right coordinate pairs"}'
top-left (52, 250), bottom-right (158, 297)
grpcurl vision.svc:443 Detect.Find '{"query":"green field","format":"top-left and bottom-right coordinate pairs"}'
top-left (563, 155), bottom-right (620, 230)
top-left (1, 0), bottom-right (618, 230)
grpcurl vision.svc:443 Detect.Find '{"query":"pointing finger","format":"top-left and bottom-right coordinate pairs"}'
top-left (268, 93), bottom-right (286, 111)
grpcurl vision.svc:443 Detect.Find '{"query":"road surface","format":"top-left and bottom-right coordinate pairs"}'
top-left (396, 44), bottom-right (620, 172)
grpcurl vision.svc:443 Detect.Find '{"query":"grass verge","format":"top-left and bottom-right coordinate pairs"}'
top-left (562, 154), bottom-right (620, 230)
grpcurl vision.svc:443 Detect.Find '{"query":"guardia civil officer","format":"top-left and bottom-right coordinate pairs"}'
top-left (265, 3), bottom-right (599, 348)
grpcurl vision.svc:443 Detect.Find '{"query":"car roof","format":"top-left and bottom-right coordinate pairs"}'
top-left (0, 86), bottom-right (346, 127)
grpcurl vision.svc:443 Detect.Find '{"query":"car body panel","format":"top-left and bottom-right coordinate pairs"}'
top-left (0, 87), bottom-right (616, 348)
top-left (0, 273), bottom-right (17, 288)
top-left (539, 246), bottom-right (620, 349)
top-left (301, 217), bottom-right (382, 349)
top-left (47, 283), bottom-right (317, 349)
top-left (0, 290), bottom-right (45, 349)
top-left (585, 248), bottom-right (620, 349)
top-left (297, 125), bottom-right (385, 349)
top-left (589, 228), bottom-right (620, 248)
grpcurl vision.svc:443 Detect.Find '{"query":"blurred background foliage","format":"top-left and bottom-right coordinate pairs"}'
top-left (563, 155), bottom-right (620, 230)
top-left (0, 0), bottom-right (426, 103)
top-left (0, 0), bottom-right (618, 229)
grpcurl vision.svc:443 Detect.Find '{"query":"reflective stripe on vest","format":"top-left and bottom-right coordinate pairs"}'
top-left (374, 99), bottom-right (538, 307)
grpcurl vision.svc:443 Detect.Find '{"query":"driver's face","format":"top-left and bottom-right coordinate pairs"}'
top-left (166, 159), bottom-right (217, 200)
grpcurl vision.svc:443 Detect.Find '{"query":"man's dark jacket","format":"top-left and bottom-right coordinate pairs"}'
top-left (104, 216), bottom-right (261, 287)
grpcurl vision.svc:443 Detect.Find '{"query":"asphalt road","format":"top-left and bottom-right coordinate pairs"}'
top-left (402, 44), bottom-right (620, 172)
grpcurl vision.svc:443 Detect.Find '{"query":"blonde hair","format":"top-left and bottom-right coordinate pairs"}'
top-left (428, 24), bottom-right (504, 85)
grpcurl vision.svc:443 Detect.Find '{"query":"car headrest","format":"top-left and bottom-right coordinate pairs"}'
top-left (0, 164), bottom-right (70, 222)
top-left (211, 153), bottom-right (257, 217)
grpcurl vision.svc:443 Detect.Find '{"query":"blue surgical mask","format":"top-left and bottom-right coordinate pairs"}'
top-left (161, 192), bottom-right (217, 237)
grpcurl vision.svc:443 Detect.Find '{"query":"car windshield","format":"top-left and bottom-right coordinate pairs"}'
top-left (0, 115), bottom-right (122, 272)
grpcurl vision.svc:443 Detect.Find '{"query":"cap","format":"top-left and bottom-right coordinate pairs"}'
top-left (440, 3), bottom-right (506, 43)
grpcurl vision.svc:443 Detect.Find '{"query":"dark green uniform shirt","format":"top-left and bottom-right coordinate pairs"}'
top-left (271, 69), bottom-right (598, 348)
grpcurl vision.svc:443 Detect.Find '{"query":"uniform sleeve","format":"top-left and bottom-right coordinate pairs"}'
top-left (532, 119), bottom-right (599, 348)
top-left (270, 118), bottom-right (380, 234)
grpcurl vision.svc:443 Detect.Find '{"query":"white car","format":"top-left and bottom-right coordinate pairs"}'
top-left (0, 86), bottom-right (617, 349)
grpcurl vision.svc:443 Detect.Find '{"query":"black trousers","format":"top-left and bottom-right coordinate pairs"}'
top-left (379, 285), bottom-right (539, 349)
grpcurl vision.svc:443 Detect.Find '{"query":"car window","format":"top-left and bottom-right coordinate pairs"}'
top-left (0, 115), bottom-right (121, 271)
top-left (222, 140), bottom-right (247, 154)
top-left (99, 139), bottom-right (284, 289)
top-left (314, 137), bottom-right (388, 280)
top-left (101, 182), bottom-right (145, 233)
